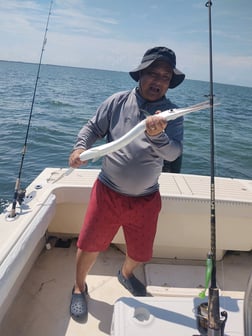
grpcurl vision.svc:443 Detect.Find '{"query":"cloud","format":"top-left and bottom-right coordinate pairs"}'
top-left (0, 0), bottom-right (251, 87)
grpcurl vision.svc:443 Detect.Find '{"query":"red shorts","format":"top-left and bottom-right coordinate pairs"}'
top-left (77, 179), bottom-right (161, 262)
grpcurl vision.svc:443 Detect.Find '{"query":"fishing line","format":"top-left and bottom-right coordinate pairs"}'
top-left (9, 0), bottom-right (53, 218)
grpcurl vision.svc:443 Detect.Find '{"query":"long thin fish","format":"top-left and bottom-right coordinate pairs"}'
top-left (61, 101), bottom-right (211, 179)
top-left (78, 100), bottom-right (210, 162)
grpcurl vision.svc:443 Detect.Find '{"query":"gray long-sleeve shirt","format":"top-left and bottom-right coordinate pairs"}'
top-left (74, 88), bottom-right (183, 196)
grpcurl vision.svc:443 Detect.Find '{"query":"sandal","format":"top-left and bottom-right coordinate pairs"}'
top-left (117, 269), bottom-right (147, 296)
top-left (70, 284), bottom-right (88, 322)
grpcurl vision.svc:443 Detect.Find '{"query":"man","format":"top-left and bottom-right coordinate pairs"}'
top-left (69, 46), bottom-right (185, 322)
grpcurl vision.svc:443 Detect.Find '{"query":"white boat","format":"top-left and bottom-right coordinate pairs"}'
top-left (1, 1), bottom-right (251, 333)
top-left (0, 167), bottom-right (251, 335)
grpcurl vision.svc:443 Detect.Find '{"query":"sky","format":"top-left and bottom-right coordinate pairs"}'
top-left (0, 0), bottom-right (251, 87)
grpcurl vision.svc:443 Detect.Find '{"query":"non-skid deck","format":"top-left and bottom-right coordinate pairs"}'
top-left (0, 238), bottom-right (251, 336)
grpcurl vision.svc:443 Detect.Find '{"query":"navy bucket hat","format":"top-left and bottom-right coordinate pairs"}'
top-left (129, 46), bottom-right (185, 88)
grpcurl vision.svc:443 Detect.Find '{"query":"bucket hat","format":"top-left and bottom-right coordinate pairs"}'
top-left (129, 46), bottom-right (185, 88)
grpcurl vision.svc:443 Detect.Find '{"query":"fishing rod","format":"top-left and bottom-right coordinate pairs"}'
top-left (196, 1), bottom-right (228, 335)
top-left (9, 0), bottom-right (53, 218)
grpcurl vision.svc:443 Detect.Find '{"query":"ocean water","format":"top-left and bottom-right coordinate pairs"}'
top-left (0, 60), bottom-right (251, 212)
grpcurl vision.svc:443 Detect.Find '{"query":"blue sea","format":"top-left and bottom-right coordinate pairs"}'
top-left (0, 60), bottom-right (251, 212)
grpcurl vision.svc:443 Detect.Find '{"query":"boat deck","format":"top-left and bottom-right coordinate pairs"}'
top-left (0, 238), bottom-right (251, 336)
top-left (0, 168), bottom-right (251, 335)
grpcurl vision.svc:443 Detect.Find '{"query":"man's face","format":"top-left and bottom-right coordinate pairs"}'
top-left (139, 60), bottom-right (173, 101)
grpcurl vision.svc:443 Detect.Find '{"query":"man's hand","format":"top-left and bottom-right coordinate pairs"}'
top-left (145, 111), bottom-right (167, 136)
top-left (69, 148), bottom-right (87, 168)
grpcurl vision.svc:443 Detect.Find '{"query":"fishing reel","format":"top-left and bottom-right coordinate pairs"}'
top-left (196, 289), bottom-right (227, 336)
top-left (7, 187), bottom-right (26, 219)
top-left (194, 254), bottom-right (228, 336)
top-left (16, 188), bottom-right (26, 205)
top-left (193, 305), bottom-right (228, 336)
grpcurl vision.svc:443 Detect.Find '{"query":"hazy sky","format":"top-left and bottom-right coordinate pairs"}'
top-left (1, 0), bottom-right (251, 87)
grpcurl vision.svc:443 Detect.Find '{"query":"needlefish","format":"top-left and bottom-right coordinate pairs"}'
top-left (78, 100), bottom-right (211, 162)
top-left (62, 100), bottom-right (211, 178)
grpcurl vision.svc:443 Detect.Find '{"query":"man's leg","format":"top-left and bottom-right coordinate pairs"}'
top-left (121, 254), bottom-right (140, 278)
top-left (70, 249), bottom-right (99, 322)
top-left (118, 254), bottom-right (146, 296)
top-left (74, 248), bottom-right (99, 293)
top-left (117, 191), bottom-right (161, 296)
